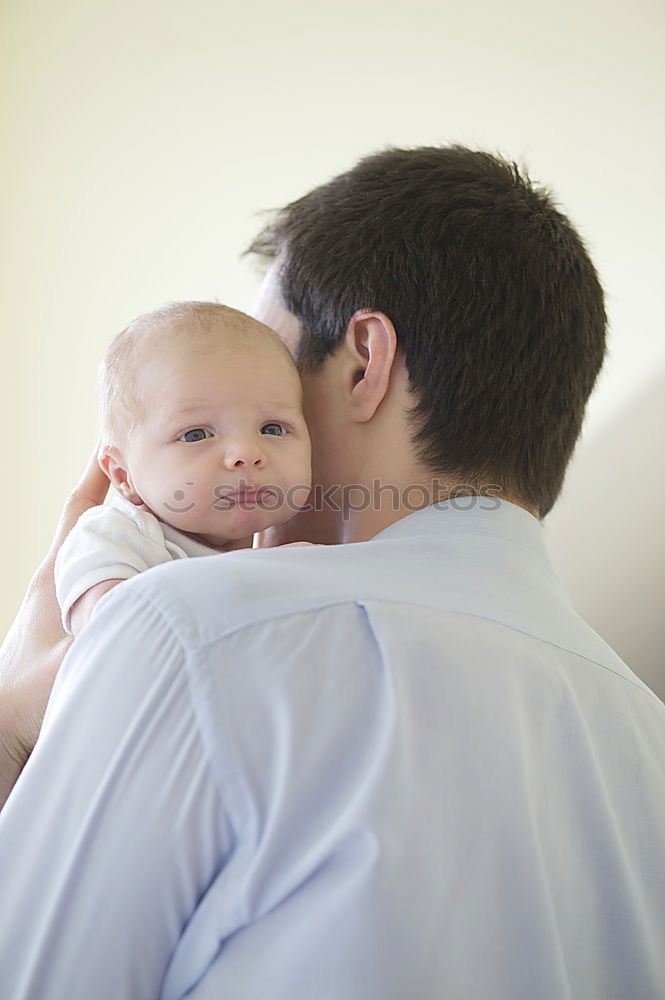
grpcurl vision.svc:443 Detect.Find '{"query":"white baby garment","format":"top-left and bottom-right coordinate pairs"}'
top-left (54, 493), bottom-right (220, 633)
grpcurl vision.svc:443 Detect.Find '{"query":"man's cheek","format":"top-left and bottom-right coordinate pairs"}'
top-left (287, 483), bottom-right (313, 512)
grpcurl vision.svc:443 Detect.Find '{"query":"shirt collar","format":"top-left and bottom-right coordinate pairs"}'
top-left (371, 498), bottom-right (543, 547)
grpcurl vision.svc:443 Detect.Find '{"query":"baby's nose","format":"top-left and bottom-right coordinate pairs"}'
top-left (224, 442), bottom-right (266, 470)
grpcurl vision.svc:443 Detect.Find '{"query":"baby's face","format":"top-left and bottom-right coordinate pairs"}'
top-left (124, 329), bottom-right (312, 547)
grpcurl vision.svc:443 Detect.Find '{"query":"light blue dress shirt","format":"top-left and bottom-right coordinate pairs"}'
top-left (1, 499), bottom-right (664, 999)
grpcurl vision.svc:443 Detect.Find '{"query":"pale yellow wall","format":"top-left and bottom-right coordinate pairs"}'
top-left (2, 0), bottom-right (664, 685)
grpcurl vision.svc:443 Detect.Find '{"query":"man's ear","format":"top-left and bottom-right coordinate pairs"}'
top-left (345, 310), bottom-right (398, 422)
top-left (98, 446), bottom-right (143, 505)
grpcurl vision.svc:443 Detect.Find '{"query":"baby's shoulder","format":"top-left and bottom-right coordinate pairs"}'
top-left (72, 493), bottom-right (165, 543)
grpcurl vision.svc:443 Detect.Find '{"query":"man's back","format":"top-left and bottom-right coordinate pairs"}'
top-left (1, 500), bottom-right (663, 999)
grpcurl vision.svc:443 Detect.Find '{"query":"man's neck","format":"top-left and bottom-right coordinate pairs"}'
top-left (255, 475), bottom-right (537, 549)
top-left (335, 481), bottom-right (537, 544)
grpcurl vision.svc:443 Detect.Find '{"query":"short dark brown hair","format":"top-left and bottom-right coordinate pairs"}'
top-left (247, 145), bottom-right (607, 518)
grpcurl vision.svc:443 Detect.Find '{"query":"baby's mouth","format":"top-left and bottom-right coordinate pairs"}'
top-left (216, 486), bottom-right (276, 507)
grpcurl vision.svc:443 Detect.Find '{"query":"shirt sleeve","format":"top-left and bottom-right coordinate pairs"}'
top-left (0, 582), bottom-right (234, 1000)
top-left (54, 502), bottom-right (174, 634)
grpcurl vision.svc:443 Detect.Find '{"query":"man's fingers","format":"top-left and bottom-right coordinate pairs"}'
top-left (51, 443), bottom-right (109, 552)
top-left (71, 441), bottom-right (109, 505)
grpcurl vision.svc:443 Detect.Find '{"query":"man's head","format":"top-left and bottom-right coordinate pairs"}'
top-left (98, 302), bottom-right (312, 548)
top-left (248, 145), bottom-right (607, 523)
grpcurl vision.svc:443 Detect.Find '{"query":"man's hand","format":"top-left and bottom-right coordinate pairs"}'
top-left (0, 445), bottom-right (109, 808)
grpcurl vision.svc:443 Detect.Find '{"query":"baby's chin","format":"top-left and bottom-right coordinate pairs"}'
top-left (164, 504), bottom-right (303, 549)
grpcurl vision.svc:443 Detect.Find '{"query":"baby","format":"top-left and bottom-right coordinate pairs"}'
top-left (55, 301), bottom-right (312, 636)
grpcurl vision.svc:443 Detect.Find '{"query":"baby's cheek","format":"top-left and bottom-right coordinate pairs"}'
top-left (160, 480), bottom-right (201, 517)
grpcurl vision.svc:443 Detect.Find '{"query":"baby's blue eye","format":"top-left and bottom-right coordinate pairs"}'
top-left (261, 423), bottom-right (286, 436)
top-left (179, 428), bottom-right (212, 443)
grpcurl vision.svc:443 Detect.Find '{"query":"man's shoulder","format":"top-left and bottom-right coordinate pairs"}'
top-left (116, 542), bottom-right (363, 649)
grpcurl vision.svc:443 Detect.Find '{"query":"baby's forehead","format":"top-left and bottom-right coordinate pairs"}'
top-left (138, 314), bottom-right (292, 368)
top-left (135, 319), bottom-right (302, 404)
top-left (161, 313), bottom-right (291, 357)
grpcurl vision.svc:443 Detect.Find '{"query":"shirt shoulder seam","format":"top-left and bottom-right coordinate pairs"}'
top-left (147, 591), bottom-right (658, 708)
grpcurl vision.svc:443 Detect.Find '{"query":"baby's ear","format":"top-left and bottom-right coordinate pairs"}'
top-left (98, 445), bottom-right (113, 480)
top-left (98, 445), bottom-right (122, 485)
top-left (98, 446), bottom-right (143, 505)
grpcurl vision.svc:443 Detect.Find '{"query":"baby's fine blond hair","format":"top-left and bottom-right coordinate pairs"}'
top-left (98, 301), bottom-right (298, 447)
